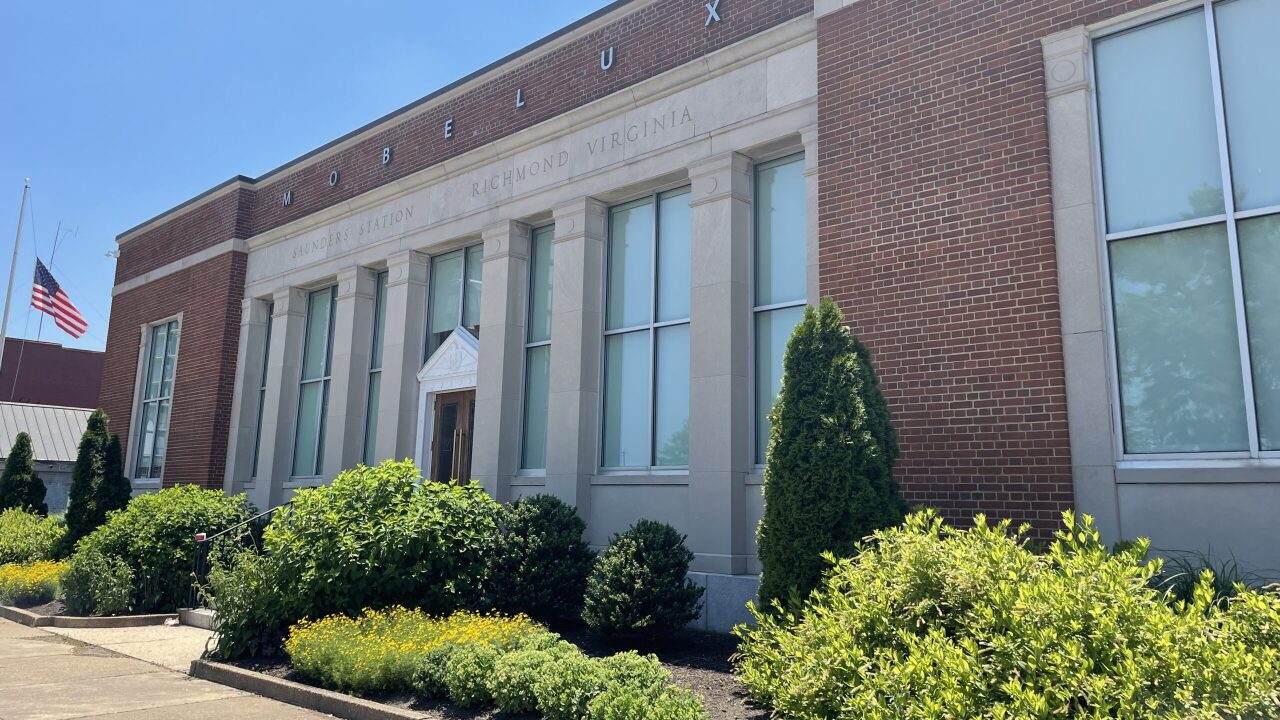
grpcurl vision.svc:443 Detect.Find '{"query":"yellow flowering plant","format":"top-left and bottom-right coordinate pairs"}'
top-left (285, 606), bottom-right (543, 693)
top-left (0, 560), bottom-right (67, 607)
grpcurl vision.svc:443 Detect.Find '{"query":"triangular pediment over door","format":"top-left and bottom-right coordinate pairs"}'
top-left (414, 328), bottom-right (478, 473)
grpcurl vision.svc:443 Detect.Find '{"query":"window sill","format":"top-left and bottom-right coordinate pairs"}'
top-left (591, 471), bottom-right (689, 486)
top-left (1115, 460), bottom-right (1280, 484)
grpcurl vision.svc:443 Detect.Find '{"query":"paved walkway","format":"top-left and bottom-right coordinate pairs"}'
top-left (0, 618), bottom-right (330, 720)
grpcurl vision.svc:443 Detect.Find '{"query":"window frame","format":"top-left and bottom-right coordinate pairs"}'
top-left (1089, 0), bottom-right (1280, 461)
top-left (599, 186), bottom-right (693, 472)
top-left (519, 224), bottom-right (556, 473)
top-left (425, 242), bottom-right (484, 359)
top-left (362, 271), bottom-right (388, 466)
top-left (132, 316), bottom-right (182, 482)
top-left (750, 152), bottom-right (809, 467)
top-left (291, 285), bottom-right (337, 478)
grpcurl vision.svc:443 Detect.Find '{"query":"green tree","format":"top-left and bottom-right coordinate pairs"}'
top-left (59, 409), bottom-right (113, 555)
top-left (756, 298), bottom-right (906, 610)
top-left (99, 434), bottom-right (132, 517)
top-left (0, 432), bottom-right (48, 515)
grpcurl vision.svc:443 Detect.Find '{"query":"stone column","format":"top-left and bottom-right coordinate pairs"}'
top-left (1041, 27), bottom-right (1121, 543)
top-left (544, 197), bottom-right (607, 516)
top-left (472, 221), bottom-right (531, 501)
top-left (223, 297), bottom-right (271, 495)
top-left (686, 152), bottom-right (752, 575)
top-left (322, 266), bottom-right (378, 479)
top-left (375, 250), bottom-right (429, 466)
top-left (801, 125), bottom-right (820, 304)
top-left (252, 287), bottom-right (307, 510)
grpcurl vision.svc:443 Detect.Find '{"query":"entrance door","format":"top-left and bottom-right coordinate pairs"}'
top-left (431, 389), bottom-right (475, 482)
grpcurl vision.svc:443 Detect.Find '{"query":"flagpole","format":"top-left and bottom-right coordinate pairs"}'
top-left (0, 179), bottom-right (30, 376)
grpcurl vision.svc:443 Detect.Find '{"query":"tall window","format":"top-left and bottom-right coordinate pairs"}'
top-left (363, 272), bottom-right (388, 465)
top-left (1095, 0), bottom-right (1279, 456)
top-left (134, 319), bottom-right (180, 479)
top-left (602, 188), bottom-right (691, 469)
top-left (753, 154), bottom-right (806, 464)
top-left (293, 287), bottom-right (335, 477)
top-left (522, 226), bottom-right (554, 470)
top-left (250, 303), bottom-right (273, 478)
top-left (427, 244), bottom-right (483, 357)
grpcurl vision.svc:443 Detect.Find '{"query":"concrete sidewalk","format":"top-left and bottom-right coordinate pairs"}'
top-left (0, 617), bottom-right (331, 719)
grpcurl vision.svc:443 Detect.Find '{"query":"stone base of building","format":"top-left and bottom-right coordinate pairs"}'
top-left (686, 572), bottom-right (759, 634)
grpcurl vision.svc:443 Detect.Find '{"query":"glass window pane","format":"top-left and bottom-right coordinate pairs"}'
top-left (1095, 11), bottom-right (1223, 233)
top-left (602, 331), bottom-right (649, 467)
top-left (528, 227), bottom-right (554, 343)
top-left (146, 324), bottom-right (167, 400)
top-left (521, 345), bottom-right (551, 469)
top-left (657, 189), bottom-right (691, 322)
top-left (1216, 0), bottom-right (1280, 211)
top-left (370, 273), bottom-right (387, 370)
top-left (151, 400), bottom-right (171, 479)
top-left (302, 288), bottom-right (333, 380)
top-left (363, 372), bottom-right (381, 465)
top-left (754, 305), bottom-right (805, 464)
top-left (1239, 215), bottom-right (1280, 450)
top-left (430, 251), bottom-right (464, 335)
top-left (463, 244), bottom-right (484, 329)
top-left (160, 322), bottom-right (179, 397)
top-left (755, 156), bottom-right (807, 307)
top-left (607, 200), bottom-right (654, 330)
top-left (293, 381), bottom-right (324, 476)
top-left (653, 324), bottom-right (689, 466)
top-left (136, 401), bottom-right (157, 477)
top-left (1110, 224), bottom-right (1248, 453)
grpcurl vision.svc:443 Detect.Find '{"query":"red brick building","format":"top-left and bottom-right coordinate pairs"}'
top-left (102, 0), bottom-right (1280, 630)
top-left (0, 338), bottom-right (103, 409)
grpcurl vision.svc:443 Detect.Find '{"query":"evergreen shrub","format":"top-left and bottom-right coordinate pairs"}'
top-left (488, 493), bottom-right (595, 619)
top-left (0, 507), bottom-right (63, 564)
top-left (582, 520), bottom-right (703, 638)
top-left (59, 410), bottom-right (129, 555)
top-left (0, 432), bottom-right (47, 515)
top-left (736, 510), bottom-right (1280, 719)
top-left (756, 298), bottom-right (906, 610)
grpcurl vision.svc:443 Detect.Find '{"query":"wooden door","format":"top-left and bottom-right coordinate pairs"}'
top-left (431, 389), bottom-right (476, 483)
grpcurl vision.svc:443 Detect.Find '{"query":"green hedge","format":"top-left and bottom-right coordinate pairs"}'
top-left (736, 510), bottom-right (1280, 719)
top-left (208, 460), bottom-right (503, 658)
top-left (74, 484), bottom-right (251, 613)
top-left (0, 508), bottom-right (63, 565)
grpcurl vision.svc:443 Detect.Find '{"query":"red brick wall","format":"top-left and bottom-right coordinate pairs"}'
top-left (816, 0), bottom-right (1163, 535)
top-left (100, 253), bottom-right (245, 489)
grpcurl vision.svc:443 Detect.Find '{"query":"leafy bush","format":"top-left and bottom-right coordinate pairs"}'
top-left (59, 410), bottom-right (129, 555)
top-left (209, 460), bottom-right (502, 659)
top-left (597, 651), bottom-right (669, 688)
top-left (443, 642), bottom-right (500, 706)
top-left (583, 520), bottom-right (703, 638)
top-left (586, 683), bottom-right (707, 720)
top-left (413, 643), bottom-right (458, 699)
top-left (756, 298), bottom-right (905, 610)
top-left (0, 560), bottom-right (66, 606)
top-left (0, 432), bottom-right (47, 515)
top-left (489, 494), bottom-right (595, 619)
top-left (202, 547), bottom-right (286, 657)
top-left (285, 607), bottom-right (542, 694)
top-left (534, 651), bottom-right (608, 720)
top-left (74, 484), bottom-right (251, 613)
top-left (490, 648), bottom-right (563, 712)
top-left (0, 508), bottom-right (63, 564)
top-left (62, 550), bottom-right (133, 616)
top-left (736, 510), bottom-right (1280, 719)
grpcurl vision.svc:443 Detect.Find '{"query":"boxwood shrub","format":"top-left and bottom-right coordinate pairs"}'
top-left (488, 494), bottom-right (595, 619)
top-left (74, 484), bottom-right (252, 613)
top-left (209, 460), bottom-right (503, 659)
top-left (583, 520), bottom-right (703, 638)
top-left (736, 510), bottom-right (1280, 719)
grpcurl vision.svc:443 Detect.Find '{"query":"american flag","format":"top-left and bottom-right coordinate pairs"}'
top-left (31, 259), bottom-right (88, 339)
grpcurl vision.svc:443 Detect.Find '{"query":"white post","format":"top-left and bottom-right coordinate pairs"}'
top-left (0, 179), bottom-right (31, 374)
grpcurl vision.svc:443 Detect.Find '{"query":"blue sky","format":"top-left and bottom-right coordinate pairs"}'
top-left (0, 0), bottom-right (608, 351)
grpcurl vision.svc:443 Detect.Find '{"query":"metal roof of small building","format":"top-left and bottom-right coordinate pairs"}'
top-left (0, 402), bottom-right (92, 463)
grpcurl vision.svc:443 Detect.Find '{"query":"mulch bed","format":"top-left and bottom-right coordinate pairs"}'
top-left (17, 599), bottom-right (65, 616)
top-left (227, 619), bottom-right (768, 720)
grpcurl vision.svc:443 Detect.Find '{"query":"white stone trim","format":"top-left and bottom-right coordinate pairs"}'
top-left (112, 239), bottom-right (248, 295)
top-left (413, 328), bottom-right (479, 478)
top-left (814, 0), bottom-right (862, 20)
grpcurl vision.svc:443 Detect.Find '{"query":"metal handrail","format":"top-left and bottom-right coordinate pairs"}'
top-left (188, 501), bottom-right (291, 610)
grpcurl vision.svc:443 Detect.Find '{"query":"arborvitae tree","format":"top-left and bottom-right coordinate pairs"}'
top-left (0, 432), bottom-right (48, 515)
top-left (100, 434), bottom-right (132, 517)
top-left (60, 409), bottom-right (112, 554)
top-left (756, 298), bottom-right (907, 610)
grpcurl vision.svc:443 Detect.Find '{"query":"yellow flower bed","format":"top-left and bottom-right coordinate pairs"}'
top-left (285, 607), bottom-right (544, 693)
top-left (0, 560), bottom-right (67, 606)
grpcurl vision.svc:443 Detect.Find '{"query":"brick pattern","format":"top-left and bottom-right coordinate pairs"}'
top-left (115, 0), bottom-right (812, 285)
top-left (816, 0), bottom-right (1163, 536)
top-left (99, 253), bottom-right (246, 490)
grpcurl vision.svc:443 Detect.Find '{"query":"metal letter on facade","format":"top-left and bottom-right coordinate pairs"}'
top-left (515, 88), bottom-right (525, 108)
top-left (328, 170), bottom-right (340, 187)
top-left (282, 190), bottom-right (293, 207)
top-left (600, 47), bottom-right (614, 71)
top-left (382, 147), bottom-right (392, 165)
top-left (705, 0), bottom-right (721, 26)
top-left (444, 118), bottom-right (454, 139)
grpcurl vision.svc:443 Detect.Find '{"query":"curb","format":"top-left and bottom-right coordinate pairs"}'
top-left (189, 659), bottom-right (426, 720)
top-left (0, 606), bottom-right (178, 628)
